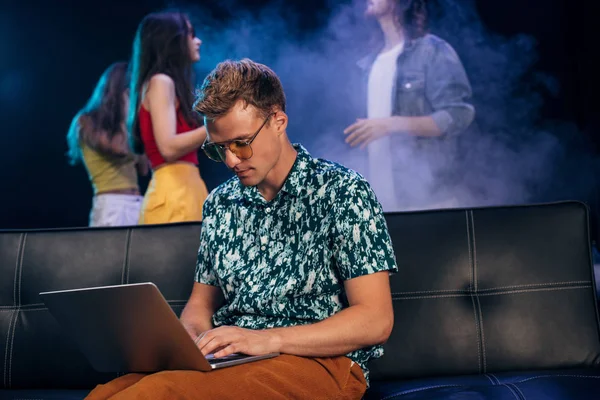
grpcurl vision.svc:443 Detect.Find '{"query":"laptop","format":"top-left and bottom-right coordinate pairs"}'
top-left (39, 282), bottom-right (279, 373)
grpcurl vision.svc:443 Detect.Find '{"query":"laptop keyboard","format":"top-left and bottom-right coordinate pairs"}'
top-left (207, 353), bottom-right (249, 364)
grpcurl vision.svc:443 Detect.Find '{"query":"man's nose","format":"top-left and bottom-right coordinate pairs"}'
top-left (224, 148), bottom-right (241, 169)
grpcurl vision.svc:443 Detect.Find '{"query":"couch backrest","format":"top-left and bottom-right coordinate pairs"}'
top-left (0, 222), bottom-right (202, 389)
top-left (369, 201), bottom-right (600, 380)
top-left (2, 202), bottom-right (600, 389)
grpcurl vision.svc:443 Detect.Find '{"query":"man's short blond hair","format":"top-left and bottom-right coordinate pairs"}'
top-left (194, 58), bottom-right (286, 120)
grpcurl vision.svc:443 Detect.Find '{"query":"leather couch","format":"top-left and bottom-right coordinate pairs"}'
top-left (1, 201), bottom-right (599, 399)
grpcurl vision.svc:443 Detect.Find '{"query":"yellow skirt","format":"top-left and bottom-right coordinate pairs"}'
top-left (139, 163), bottom-right (208, 224)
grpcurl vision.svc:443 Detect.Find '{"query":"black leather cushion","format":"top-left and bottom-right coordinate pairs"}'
top-left (365, 368), bottom-right (600, 399)
top-left (369, 202), bottom-right (600, 381)
top-left (0, 222), bottom-right (202, 390)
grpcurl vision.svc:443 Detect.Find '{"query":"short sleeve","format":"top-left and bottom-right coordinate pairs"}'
top-left (194, 192), bottom-right (220, 286)
top-left (331, 176), bottom-right (398, 280)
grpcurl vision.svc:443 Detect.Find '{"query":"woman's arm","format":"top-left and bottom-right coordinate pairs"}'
top-left (145, 74), bottom-right (206, 162)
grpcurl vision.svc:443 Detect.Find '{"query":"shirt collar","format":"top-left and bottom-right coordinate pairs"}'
top-left (237, 143), bottom-right (313, 204)
top-left (280, 144), bottom-right (312, 198)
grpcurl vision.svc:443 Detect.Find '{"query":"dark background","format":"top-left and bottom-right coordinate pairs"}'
top-left (0, 0), bottom-right (596, 229)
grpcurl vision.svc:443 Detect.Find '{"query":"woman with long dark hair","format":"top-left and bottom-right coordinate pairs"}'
top-left (128, 11), bottom-right (209, 224)
top-left (67, 62), bottom-right (148, 227)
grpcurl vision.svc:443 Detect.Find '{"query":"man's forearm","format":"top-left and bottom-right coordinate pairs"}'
top-left (180, 282), bottom-right (224, 338)
top-left (390, 115), bottom-right (443, 137)
top-left (180, 303), bottom-right (214, 336)
top-left (268, 304), bottom-right (393, 357)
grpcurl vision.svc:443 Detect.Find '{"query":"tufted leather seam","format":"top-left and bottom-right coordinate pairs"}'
top-left (487, 372), bottom-right (500, 385)
top-left (3, 310), bottom-right (15, 389)
top-left (125, 229), bottom-right (132, 284)
top-left (484, 373), bottom-right (498, 385)
top-left (13, 234), bottom-right (22, 306)
top-left (466, 211), bottom-right (482, 373)
top-left (476, 296), bottom-right (487, 373)
top-left (392, 285), bottom-right (591, 300)
top-left (477, 281), bottom-right (589, 292)
top-left (466, 211), bottom-right (473, 292)
top-left (380, 384), bottom-right (464, 399)
top-left (391, 281), bottom-right (592, 297)
top-left (470, 211), bottom-right (477, 293)
top-left (470, 295), bottom-right (482, 373)
top-left (5, 233), bottom-right (26, 389)
top-left (0, 303), bottom-right (45, 309)
top-left (18, 234), bottom-right (25, 310)
top-left (2, 233), bottom-right (19, 387)
top-left (508, 382), bottom-right (527, 399)
top-left (121, 229), bottom-right (132, 285)
top-left (501, 383), bottom-right (522, 399)
top-left (471, 211), bottom-right (487, 373)
top-left (7, 309), bottom-right (19, 389)
top-left (479, 286), bottom-right (592, 296)
top-left (8, 233), bottom-right (26, 389)
top-left (516, 374), bottom-right (600, 383)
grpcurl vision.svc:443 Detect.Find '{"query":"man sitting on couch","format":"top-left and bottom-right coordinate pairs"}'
top-left (86, 59), bottom-right (397, 400)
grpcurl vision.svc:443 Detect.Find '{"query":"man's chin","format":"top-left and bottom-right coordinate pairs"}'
top-left (237, 174), bottom-right (259, 187)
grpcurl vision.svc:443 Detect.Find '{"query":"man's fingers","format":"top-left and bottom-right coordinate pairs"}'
top-left (210, 345), bottom-right (228, 356)
top-left (197, 331), bottom-right (225, 356)
top-left (195, 326), bottom-right (229, 349)
top-left (203, 339), bottom-right (230, 356)
top-left (195, 330), bottom-right (212, 349)
top-left (197, 328), bottom-right (241, 356)
top-left (199, 336), bottom-right (221, 356)
top-left (193, 331), bottom-right (207, 345)
top-left (214, 344), bottom-right (238, 358)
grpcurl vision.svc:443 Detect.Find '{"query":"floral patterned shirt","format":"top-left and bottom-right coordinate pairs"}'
top-left (195, 144), bottom-right (397, 382)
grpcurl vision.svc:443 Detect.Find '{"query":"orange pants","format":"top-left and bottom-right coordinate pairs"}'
top-left (139, 163), bottom-right (208, 224)
top-left (85, 355), bottom-right (366, 400)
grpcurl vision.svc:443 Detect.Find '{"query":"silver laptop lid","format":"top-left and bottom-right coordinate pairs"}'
top-left (40, 282), bottom-right (212, 373)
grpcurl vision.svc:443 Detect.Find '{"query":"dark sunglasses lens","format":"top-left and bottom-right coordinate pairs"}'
top-left (230, 141), bottom-right (252, 160)
top-left (203, 144), bottom-right (225, 162)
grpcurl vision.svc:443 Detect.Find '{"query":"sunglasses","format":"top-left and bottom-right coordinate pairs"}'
top-left (202, 113), bottom-right (274, 162)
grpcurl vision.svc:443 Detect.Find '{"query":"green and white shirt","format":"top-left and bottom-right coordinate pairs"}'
top-left (195, 144), bottom-right (397, 381)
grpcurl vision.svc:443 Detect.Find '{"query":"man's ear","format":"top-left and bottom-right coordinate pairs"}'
top-left (274, 111), bottom-right (288, 134)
